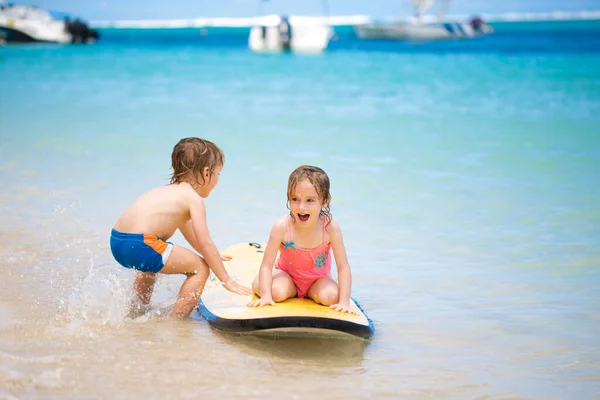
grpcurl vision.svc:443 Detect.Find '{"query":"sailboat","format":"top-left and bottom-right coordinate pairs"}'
top-left (354, 0), bottom-right (493, 41)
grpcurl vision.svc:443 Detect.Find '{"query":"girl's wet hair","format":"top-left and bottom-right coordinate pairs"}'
top-left (170, 137), bottom-right (224, 186)
top-left (287, 165), bottom-right (332, 225)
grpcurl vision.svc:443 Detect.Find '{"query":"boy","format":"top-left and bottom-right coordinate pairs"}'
top-left (110, 137), bottom-right (252, 316)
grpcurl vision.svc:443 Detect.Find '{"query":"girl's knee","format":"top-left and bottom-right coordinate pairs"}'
top-left (251, 276), bottom-right (260, 295)
top-left (271, 285), bottom-right (291, 302)
top-left (317, 286), bottom-right (339, 306)
top-left (251, 276), bottom-right (292, 301)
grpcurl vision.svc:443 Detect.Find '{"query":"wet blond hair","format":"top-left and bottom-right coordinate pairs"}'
top-left (287, 165), bottom-right (332, 225)
top-left (169, 137), bottom-right (224, 186)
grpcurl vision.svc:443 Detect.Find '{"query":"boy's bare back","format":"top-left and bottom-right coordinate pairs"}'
top-left (114, 183), bottom-right (201, 241)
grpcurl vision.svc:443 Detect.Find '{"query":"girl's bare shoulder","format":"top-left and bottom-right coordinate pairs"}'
top-left (325, 217), bottom-right (342, 236)
top-left (270, 215), bottom-right (289, 236)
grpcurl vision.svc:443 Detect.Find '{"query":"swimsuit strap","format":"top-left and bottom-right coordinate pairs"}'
top-left (286, 214), bottom-right (292, 243)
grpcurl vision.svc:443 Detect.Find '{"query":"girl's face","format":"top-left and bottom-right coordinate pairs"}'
top-left (289, 178), bottom-right (327, 227)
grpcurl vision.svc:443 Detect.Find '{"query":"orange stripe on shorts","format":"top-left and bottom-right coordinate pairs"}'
top-left (143, 234), bottom-right (168, 255)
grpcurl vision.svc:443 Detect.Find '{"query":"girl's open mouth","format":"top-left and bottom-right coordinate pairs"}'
top-left (297, 213), bottom-right (310, 222)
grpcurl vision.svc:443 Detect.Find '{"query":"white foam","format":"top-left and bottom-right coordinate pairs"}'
top-left (0, 364), bottom-right (72, 391)
top-left (0, 350), bottom-right (84, 365)
top-left (90, 11), bottom-right (600, 29)
top-left (32, 368), bottom-right (69, 389)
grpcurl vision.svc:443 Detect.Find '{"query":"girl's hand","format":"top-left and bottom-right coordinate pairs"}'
top-left (329, 303), bottom-right (356, 314)
top-left (221, 254), bottom-right (232, 261)
top-left (247, 297), bottom-right (275, 307)
top-left (223, 279), bottom-right (253, 296)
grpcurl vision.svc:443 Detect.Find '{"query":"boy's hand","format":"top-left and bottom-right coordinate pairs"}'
top-left (329, 303), bottom-right (356, 314)
top-left (222, 279), bottom-right (253, 296)
top-left (247, 297), bottom-right (275, 307)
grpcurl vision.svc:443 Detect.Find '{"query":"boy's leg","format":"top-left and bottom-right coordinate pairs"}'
top-left (307, 277), bottom-right (339, 306)
top-left (133, 271), bottom-right (158, 304)
top-left (160, 245), bottom-right (211, 316)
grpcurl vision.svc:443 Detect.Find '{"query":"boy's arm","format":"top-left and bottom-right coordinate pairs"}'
top-left (188, 196), bottom-right (252, 296)
top-left (179, 221), bottom-right (200, 250)
top-left (179, 221), bottom-right (230, 260)
top-left (329, 219), bottom-right (353, 312)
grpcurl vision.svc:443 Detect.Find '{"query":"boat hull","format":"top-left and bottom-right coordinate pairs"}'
top-left (354, 21), bottom-right (492, 41)
top-left (0, 5), bottom-right (99, 44)
top-left (249, 15), bottom-right (333, 53)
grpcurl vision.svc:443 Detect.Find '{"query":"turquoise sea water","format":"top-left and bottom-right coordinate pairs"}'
top-left (1, 20), bottom-right (599, 399)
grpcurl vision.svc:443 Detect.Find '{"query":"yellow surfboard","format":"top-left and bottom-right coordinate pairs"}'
top-left (197, 242), bottom-right (374, 339)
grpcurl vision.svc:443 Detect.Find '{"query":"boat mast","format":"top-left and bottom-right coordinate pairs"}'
top-left (321, 0), bottom-right (330, 17)
top-left (413, 0), bottom-right (452, 21)
top-left (413, 0), bottom-right (436, 20)
top-left (436, 0), bottom-right (451, 21)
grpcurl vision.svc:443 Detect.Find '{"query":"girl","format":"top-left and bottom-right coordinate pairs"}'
top-left (247, 165), bottom-right (354, 313)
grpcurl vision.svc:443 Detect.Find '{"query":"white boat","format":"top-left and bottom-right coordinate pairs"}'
top-left (249, 14), bottom-right (333, 53)
top-left (354, 0), bottom-right (493, 41)
top-left (355, 18), bottom-right (493, 41)
top-left (0, 2), bottom-right (99, 44)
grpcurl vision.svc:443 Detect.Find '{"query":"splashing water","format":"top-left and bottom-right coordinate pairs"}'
top-left (61, 263), bottom-right (133, 330)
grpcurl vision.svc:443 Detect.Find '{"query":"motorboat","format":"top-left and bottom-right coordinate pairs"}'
top-left (0, 2), bottom-right (99, 44)
top-left (354, 0), bottom-right (493, 41)
top-left (249, 14), bottom-right (333, 53)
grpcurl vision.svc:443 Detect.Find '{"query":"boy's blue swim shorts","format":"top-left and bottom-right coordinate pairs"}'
top-left (110, 229), bottom-right (173, 273)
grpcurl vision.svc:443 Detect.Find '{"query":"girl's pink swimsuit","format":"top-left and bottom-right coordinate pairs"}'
top-left (275, 216), bottom-right (332, 298)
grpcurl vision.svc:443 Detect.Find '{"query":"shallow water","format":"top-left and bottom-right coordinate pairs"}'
top-left (1, 22), bottom-right (600, 399)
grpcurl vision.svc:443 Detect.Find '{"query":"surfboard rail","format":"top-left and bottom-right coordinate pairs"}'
top-left (198, 296), bottom-right (374, 339)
